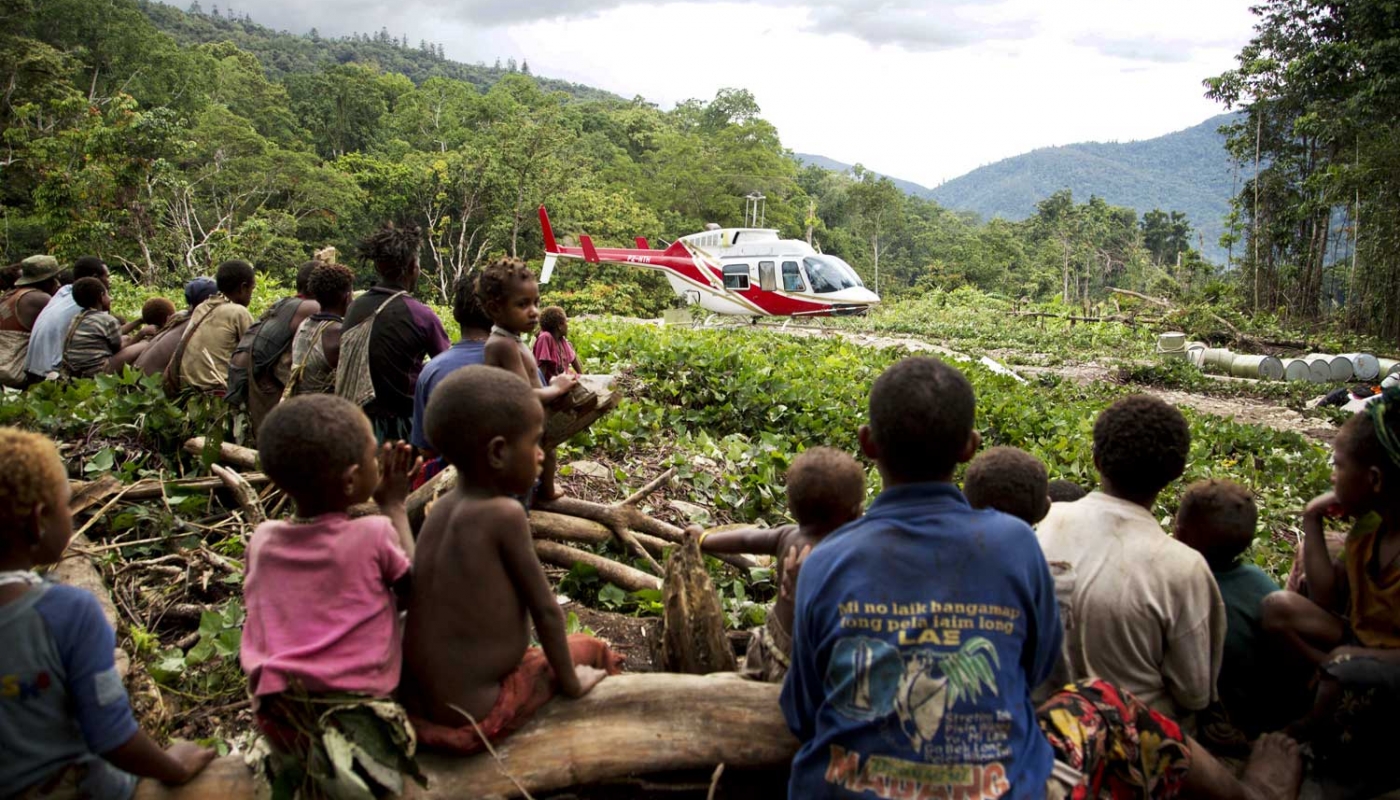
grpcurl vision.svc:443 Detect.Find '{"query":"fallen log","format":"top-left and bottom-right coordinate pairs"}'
top-left (133, 674), bottom-right (796, 800)
top-left (531, 511), bottom-right (754, 571)
top-left (126, 476), bottom-right (270, 501)
top-left (409, 467), bottom-right (693, 577)
top-left (183, 438), bottom-right (259, 470)
top-left (535, 540), bottom-right (661, 592)
top-left (543, 374), bottom-right (621, 450)
top-left (211, 465), bottom-right (265, 527)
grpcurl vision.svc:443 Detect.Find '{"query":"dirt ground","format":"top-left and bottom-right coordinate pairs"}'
top-left (766, 324), bottom-right (1340, 444)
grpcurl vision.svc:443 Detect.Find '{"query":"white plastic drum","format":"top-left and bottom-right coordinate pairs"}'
top-left (1300, 357), bottom-right (1332, 383)
top-left (1202, 348), bottom-right (1236, 374)
top-left (1341, 353), bottom-right (1380, 382)
top-left (1306, 354), bottom-right (1352, 382)
top-left (1230, 354), bottom-right (1285, 381)
top-left (1378, 358), bottom-right (1400, 378)
top-left (1283, 359), bottom-right (1312, 382)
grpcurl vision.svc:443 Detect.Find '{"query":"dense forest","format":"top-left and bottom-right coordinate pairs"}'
top-left (0, 0), bottom-right (1392, 335)
top-left (1208, 0), bottom-right (1400, 340)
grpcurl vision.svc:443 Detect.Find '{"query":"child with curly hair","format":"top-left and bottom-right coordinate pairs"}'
top-left (337, 223), bottom-right (450, 442)
top-left (478, 257), bottom-right (578, 502)
top-left (1037, 395), bottom-right (1226, 721)
top-left (240, 395), bottom-right (423, 796)
top-left (0, 427), bottom-right (214, 797)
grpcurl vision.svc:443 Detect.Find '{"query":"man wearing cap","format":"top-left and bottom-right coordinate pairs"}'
top-left (0, 256), bottom-right (61, 333)
top-left (25, 256), bottom-right (110, 381)
top-left (131, 277), bottom-right (219, 377)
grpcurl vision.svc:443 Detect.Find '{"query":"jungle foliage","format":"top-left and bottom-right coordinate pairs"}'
top-left (4, 0), bottom-right (1235, 320)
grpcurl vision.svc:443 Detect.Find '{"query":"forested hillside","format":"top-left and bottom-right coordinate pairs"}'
top-left (925, 115), bottom-right (1239, 262)
top-left (793, 153), bottom-right (935, 199)
top-left (138, 1), bottom-right (619, 101)
top-left (3, 0), bottom-right (1393, 339)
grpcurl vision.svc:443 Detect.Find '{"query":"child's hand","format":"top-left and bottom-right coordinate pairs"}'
top-left (165, 741), bottom-right (216, 784)
top-left (564, 665), bottom-right (608, 698)
top-left (1304, 491), bottom-right (1345, 520)
top-left (550, 372), bottom-right (579, 392)
top-left (779, 544), bottom-right (813, 601)
top-left (374, 441), bottom-right (421, 507)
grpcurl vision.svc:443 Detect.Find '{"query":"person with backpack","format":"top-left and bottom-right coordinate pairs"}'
top-left (225, 261), bottom-right (322, 437)
top-left (336, 223), bottom-right (449, 443)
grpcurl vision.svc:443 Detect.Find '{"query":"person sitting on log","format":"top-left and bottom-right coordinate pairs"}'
top-left (1172, 479), bottom-right (1299, 752)
top-left (283, 262), bottom-right (354, 399)
top-left (1047, 478), bottom-right (1087, 504)
top-left (105, 297), bottom-right (176, 375)
top-left (479, 257), bottom-right (579, 503)
top-left (131, 277), bottom-right (218, 377)
top-left (1037, 395), bottom-right (1226, 724)
top-left (408, 273), bottom-right (492, 490)
top-left (401, 365), bottom-right (622, 755)
top-left (1261, 387), bottom-right (1400, 773)
top-left (169, 260), bottom-right (256, 397)
top-left (25, 256), bottom-right (110, 383)
top-left (239, 395), bottom-right (422, 796)
top-left (226, 261), bottom-right (322, 437)
top-left (781, 357), bottom-right (1301, 799)
top-left (963, 446), bottom-right (1052, 526)
top-left (532, 305), bottom-right (582, 384)
top-left (59, 278), bottom-right (151, 379)
top-left (698, 446), bottom-right (865, 683)
top-left (0, 427), bottom-right (215, 796)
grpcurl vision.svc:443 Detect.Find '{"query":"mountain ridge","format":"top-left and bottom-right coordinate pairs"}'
top-left (798, 114), bottom-right (1241, 261)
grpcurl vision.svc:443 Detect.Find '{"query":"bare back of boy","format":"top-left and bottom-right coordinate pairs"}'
top-left (485, 333), bottom-right (544, 391)
top-left (403, 491), bottom-right (533, 725)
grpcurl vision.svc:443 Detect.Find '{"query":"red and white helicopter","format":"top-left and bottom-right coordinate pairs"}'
top-left (538, 200), bottom-right (880, 318)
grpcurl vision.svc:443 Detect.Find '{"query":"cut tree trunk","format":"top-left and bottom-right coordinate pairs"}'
top-left (183, 438), bottom-right (259, 470)
top-left (660, 533), bottom-right (737, 674)
top-left (132, 675), bottom-right (795, 800)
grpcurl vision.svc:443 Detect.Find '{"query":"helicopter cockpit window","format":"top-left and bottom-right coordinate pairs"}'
top-left (782, 261), bottom-right (805, 292)
top-left (723, 264), bottom-right (751, 291)
top-left (802, 256), bottom-right (864, 293)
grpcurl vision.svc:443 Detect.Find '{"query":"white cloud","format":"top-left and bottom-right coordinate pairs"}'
top-left (172, 0), bottom-right (1258, 186)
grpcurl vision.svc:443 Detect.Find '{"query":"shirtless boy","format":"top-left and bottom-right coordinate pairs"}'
top-left (401, 365), bottom-right (620, 754)
top-left (478, 257), bottom-right (577, 502)
top-left (698, 446), bottom-right (864, 682)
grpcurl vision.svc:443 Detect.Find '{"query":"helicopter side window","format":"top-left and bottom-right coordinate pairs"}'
top-left (758, 261), bottom-right (777, 292)
top-left (782, 261), bottom-right (806, 292)
top-left (723, 264), bottom-right (751, 291)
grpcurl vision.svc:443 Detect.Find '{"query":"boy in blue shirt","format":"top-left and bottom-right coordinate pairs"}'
top-left (0, 427), bottom-right (214, 798)
top-left (781, 356), bottom-right (1063, 796)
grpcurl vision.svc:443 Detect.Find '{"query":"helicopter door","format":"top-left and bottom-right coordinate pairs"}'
top-left (782, 261), bottom-right (806, 292)
top-left (758, 261), bottom-right (777, 292)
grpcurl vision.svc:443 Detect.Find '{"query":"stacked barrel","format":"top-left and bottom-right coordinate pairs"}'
top-left (1164, 333), bottom-right (1399, 383)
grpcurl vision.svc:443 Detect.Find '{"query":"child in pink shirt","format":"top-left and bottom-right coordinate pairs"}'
top-left (532, 305), bottom-right (581, 383)
top-left (239, 394), bottom-right (421, 793)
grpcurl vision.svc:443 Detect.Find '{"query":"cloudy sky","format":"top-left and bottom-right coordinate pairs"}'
top-left (204, 0), bottom-right (1258, 187)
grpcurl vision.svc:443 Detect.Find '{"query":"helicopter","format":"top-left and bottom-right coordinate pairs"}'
top-left (537, 194), bottom-right (880, 318)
